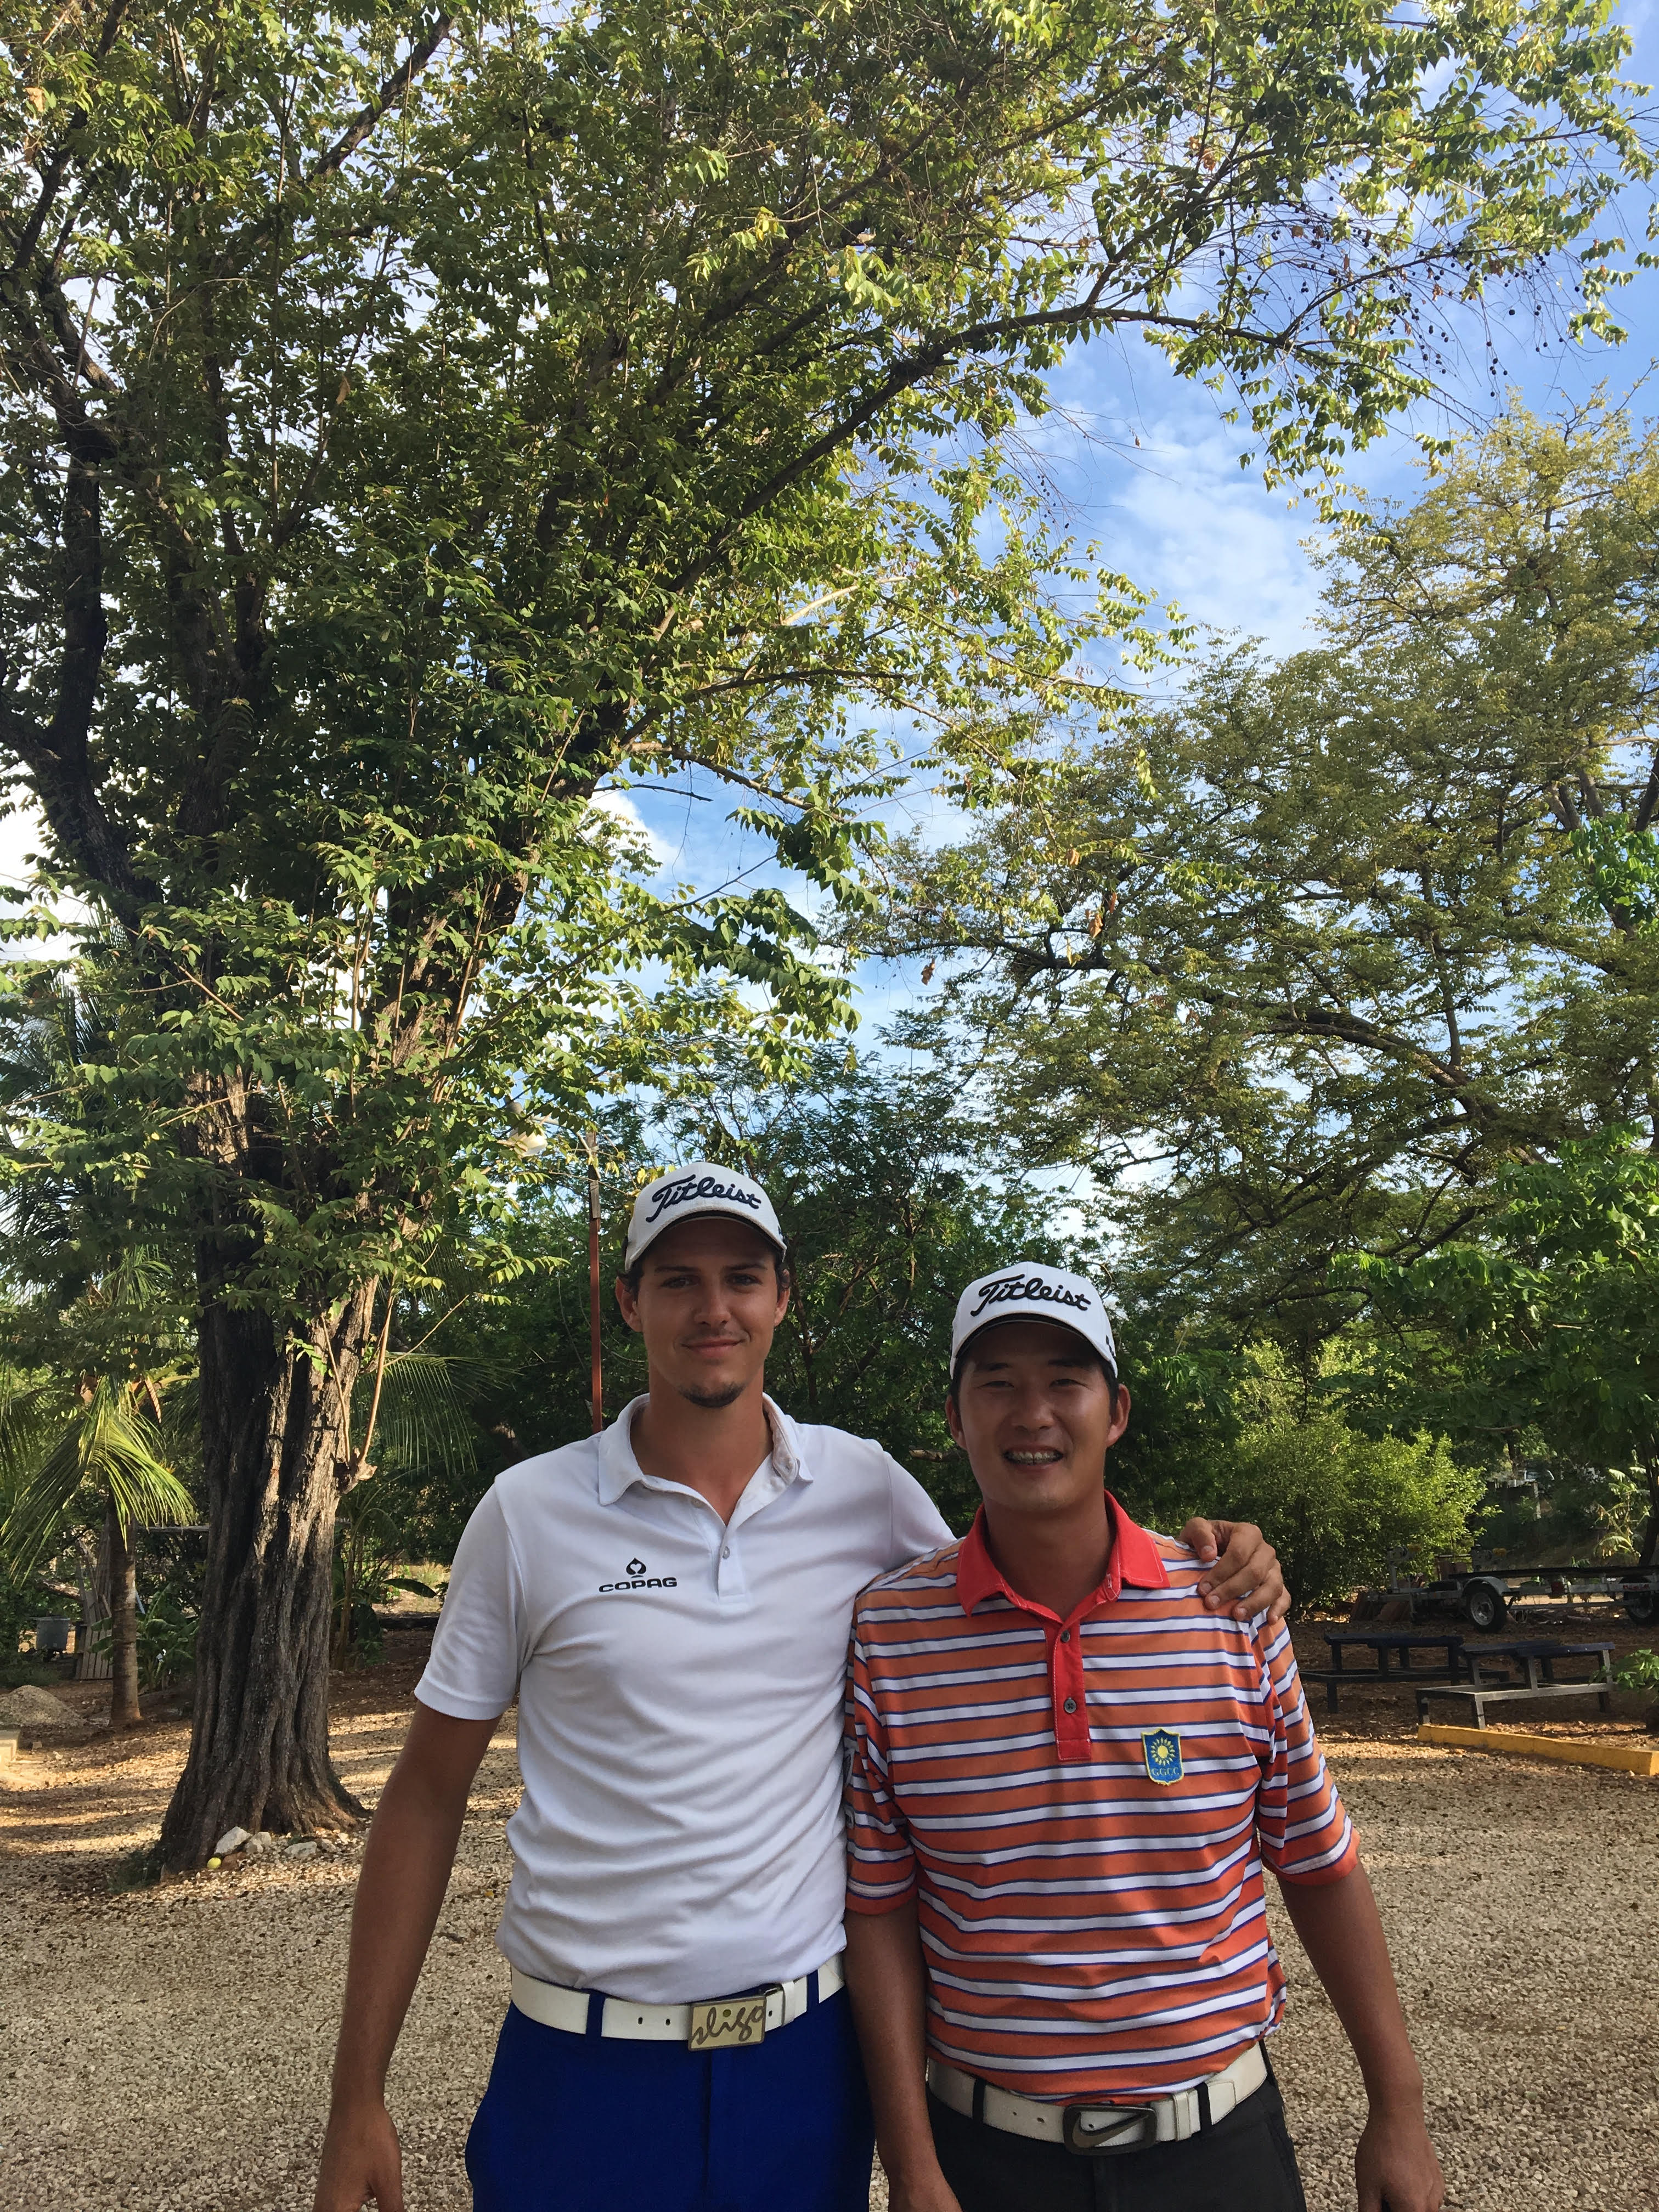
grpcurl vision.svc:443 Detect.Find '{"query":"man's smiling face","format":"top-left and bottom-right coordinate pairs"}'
top-left (615, 1215), bottom-right (788, 1410)
top-left (946, 1318), bottom-right (1131, 1520)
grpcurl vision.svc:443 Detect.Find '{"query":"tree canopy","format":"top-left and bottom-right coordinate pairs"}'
top-left (1, 5), bottom-right (1648, 1353)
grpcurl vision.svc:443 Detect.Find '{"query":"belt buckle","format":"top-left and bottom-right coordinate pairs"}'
top-left (1062, 2102), bottom-right (1156, 2155)
top-left (685, 1986), bottom-right (779, 2052)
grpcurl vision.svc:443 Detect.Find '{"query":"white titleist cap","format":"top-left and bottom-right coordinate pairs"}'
top-left (625, 1162), bottom-right (786, 1269)
top-left (951, 1261), bottom-right (1117, 1375)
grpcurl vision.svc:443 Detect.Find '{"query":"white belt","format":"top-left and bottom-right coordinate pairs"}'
top-left (510, 1954), bottom-right (844, 2042)
top-left (927, 2039), bottom-right (1268, 2154)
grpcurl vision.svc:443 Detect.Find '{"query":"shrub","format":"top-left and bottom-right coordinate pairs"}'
top-left (1220, 1417), bottom-right (1483, 1615)
top-left (137, 1587), bottom-right (200, 1691)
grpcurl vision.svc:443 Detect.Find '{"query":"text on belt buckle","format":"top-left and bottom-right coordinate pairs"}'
top-left (686, 1989), bottom-right (774, 2051)
top-left (1062, 2101), bottom-right (1156, 2155)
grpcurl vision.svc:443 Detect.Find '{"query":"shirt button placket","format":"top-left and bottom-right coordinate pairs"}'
top-left (1054, 1623), bottom-right (1089, 1757)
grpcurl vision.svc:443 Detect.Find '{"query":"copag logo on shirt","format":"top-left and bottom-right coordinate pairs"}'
top-left (645, 1172), bottom-right (764, 1225)
top-left (599, 1554), bottom-right (679, 1594)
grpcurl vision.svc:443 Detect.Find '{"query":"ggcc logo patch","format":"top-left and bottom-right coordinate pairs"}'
top-left (1141, 1728), bottom-right (1183, 1785)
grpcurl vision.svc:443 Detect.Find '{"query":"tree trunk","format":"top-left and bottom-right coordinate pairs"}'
top-left (158, 1288), bottom-right (376, 1869)
top-left (74, 1526), bottom-right (112, 1681)
top-left (1640, 1457), bottom-right (1659, 1568)
top-left (332, 1513), bottom-right (363, 1669)
top-left (107, 1499), bottom-right (142, 1728)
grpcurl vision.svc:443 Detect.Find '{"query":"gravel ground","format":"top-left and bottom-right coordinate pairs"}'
top-left (3, 1627), bottom-right (1655, 2212)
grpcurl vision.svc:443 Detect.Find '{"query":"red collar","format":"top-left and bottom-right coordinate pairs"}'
top-left (956, 1492), bottom-right (1169, 1619)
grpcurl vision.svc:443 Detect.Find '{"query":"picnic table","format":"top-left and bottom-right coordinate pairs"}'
top-left (1307, 1629), bottom-right (1466, 1712)
top-left (1462, 1638), bottom-right (1616, 1689)
top-left (1414, 1638), bottom-right (1616, 1728)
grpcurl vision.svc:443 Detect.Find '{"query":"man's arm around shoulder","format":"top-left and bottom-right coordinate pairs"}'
top-left (313, 1702), bottom-right (501, 2212)
top-left (881, 1446), bottom-right (1294, 1629)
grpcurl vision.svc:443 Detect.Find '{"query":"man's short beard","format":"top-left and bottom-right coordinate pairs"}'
top-left (678, 1381), bottom-right (746, 1410)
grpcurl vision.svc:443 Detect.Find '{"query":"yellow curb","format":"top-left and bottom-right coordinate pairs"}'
top-left (1417, 1723), bottom-right (1659, 1776)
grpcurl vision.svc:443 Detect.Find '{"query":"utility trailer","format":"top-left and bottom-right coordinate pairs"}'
top-left (1390, 1559), bottom-right (1659, 1632)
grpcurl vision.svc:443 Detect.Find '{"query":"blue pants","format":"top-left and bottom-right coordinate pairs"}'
top-left (466, 1986), bottom-right (875, 2212)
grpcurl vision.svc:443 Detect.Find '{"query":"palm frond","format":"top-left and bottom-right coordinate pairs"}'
top-left (0, 1383), bottom-right (61, 1499)
top-left (100, 1247), bottom-right (177, 1314)
top-left (1, 1382), bottom-right (195, 1571)
top-left (1, 1423), bottom-right (89, 1571)
top-left (86, 1385), bottom-right (195, 1527)
top-left (358, 1351), bottom-right (477, 1481)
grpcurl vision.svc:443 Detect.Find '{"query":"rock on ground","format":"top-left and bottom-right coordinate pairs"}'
top-left (1, 1629), bottom-right (1655, 2210)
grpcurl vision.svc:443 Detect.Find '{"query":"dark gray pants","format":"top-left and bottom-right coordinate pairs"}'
top-left (928, 2071), bottom-right (1310, 2212)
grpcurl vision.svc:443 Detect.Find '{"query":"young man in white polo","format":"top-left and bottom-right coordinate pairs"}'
top-left (843, 1261), bottom-right (1444, 2212)
top-left (312, 1172), bottom-right (1289, 2212)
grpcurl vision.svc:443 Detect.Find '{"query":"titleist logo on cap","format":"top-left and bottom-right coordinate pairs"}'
top-left (968, 1271), bottom-right (1093, 1321)
top-left (645, 1172), bottom-right (765, 1225)
top-left (624, 1159), bottom-right (784, 1268)
top-left (950, 1257), bottom-right (1115, 1370)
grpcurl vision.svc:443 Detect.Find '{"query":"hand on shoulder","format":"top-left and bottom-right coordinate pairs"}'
top-left (1180, 1516), bottom-right (1291, 1624)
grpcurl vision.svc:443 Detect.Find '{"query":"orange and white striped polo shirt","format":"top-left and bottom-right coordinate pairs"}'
top-left (844, 1496), bottom-right (1356, 2101)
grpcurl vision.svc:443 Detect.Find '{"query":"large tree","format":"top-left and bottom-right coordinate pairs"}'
top-left (0, 3), bottom-right (1643, 1863)
top-left (868, 404), bottom-right (1659, 1333)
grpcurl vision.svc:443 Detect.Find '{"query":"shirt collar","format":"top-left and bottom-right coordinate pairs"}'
top-left (956, 1490), bottom-right (1169, 1618)
top-left (596, 1392), bottom-right (810, 1505)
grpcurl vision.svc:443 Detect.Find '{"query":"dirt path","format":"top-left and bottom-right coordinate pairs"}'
top-left (3, 1633), bottom-right (1655, 2211)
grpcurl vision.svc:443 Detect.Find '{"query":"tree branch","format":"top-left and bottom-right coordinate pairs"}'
top-left (0, 446), bottom-right (143, 902)
top-left (218, 14), bottom-right (453, 277)
top-left (5, 0), bottom-right (135, 278)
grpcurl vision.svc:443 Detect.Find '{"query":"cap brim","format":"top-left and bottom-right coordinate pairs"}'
top-left (628, 1204), bottom-right (787, 1267)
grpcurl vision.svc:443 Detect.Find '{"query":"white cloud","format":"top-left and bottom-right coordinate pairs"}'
top-left (1096, 409), bottom-right (1327, 655)
top-left (586, 786), bottom-right (675, 869)
top-left (1017, 341), bottom-right (1341, 661)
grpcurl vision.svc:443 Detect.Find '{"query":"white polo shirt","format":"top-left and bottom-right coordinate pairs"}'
top-left (415, 1394), bottom-right (951, 2004)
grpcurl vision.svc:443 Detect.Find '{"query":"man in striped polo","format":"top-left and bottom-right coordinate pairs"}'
top-left (843, 1261), bottom-right (1444, 2212)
